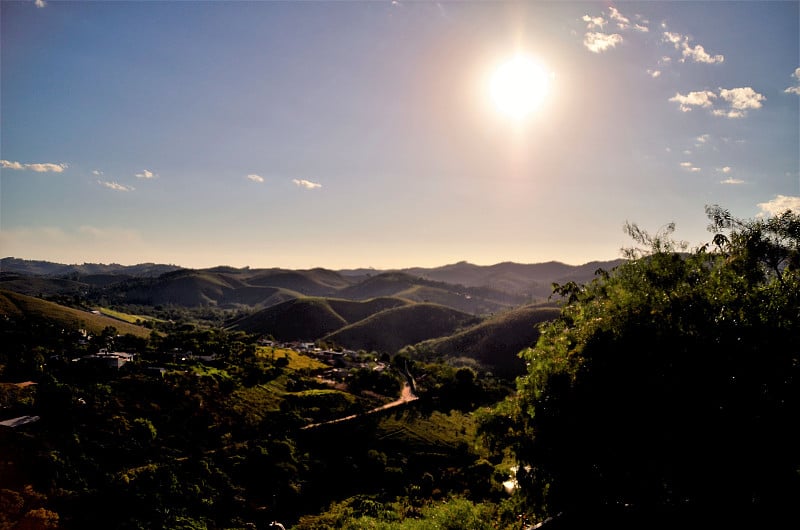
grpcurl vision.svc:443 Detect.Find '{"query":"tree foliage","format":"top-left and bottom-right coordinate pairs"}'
top-left (484, 207), bottom-right (800, 526)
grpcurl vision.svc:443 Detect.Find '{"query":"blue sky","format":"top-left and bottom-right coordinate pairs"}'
top-left (1, 0), bottom-right (798, 269)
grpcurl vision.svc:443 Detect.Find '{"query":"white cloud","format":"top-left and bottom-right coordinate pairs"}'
top-left (246, 174), bottom-right (264, 183)
top-left (608, 7), bottom-right (631, 29)
top-left (717, 166), bottom-right (732, 173)
top-left (647, 69), bottom-right (661, 78)
top-left (580, 7), bottom-right (647, 52)
top-left (583, 32), bottom-right (623, 53)
top-left (135, 169), bottom-right (157, 179)
top-left (663, 31), bottom-right (683, 47)
top-left (757, 195), bottom-right (800, 216)
top-left (719, 87), bottom-right (764, 111)
top-left (680, 162), bottom-right (692, 167)
top-left (708, 87), bottom-right (766, 118)
top-left (92, 169), bottom-right (103, 176)
top-left (784, 67), bottom-right (800, 95)
top-left (696, 134), bottom-right (710, 144)
top-left (582, 15), bottom-right (606, 30)
top-left (293, 178), bottom-right (322, 190)
top-left (1, 160), bottom-right (68, 172)
top-left (720, 178), bottom-right (744, 185)
top-left (1, 160), bottom-right (24, 170)
top-left (662, 31), bottom-right (723, 64)
top-left (659, 56), bottom-right (672, 65)
top-left (34, 0), bottom-right (46, 8)
top-left (679, 162), bottom-right (701, 172)
top-left (669, 90), bottom-right (716, 112)
top-left (98, 180), bottom-right (134, 192)
top-left (670, 87), bottom-right (765, 118)
top-left (683, 43), bottom-right (724, 64)
top-left (28, 163), bottom-right (68, 173)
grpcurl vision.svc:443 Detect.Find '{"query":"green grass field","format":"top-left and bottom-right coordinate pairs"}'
top-left (96, 307), bottom-right (166, 325)
top-left (256, 346), bottom-right (328, 371)
top-left (377, 410), bottom-right (479, 452)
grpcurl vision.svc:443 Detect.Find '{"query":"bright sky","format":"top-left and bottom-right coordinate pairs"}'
top-left (1, 1), bottom-right (798, 269)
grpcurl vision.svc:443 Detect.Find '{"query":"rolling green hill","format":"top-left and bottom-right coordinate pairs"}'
top-left (229, 296), bottom-right (414, 340)
top-left (404, 259), bottom-right (625, 295)
top-left (229, 298), bottom-right (349, 340)
top-left (247, 268), bottom-right (352, 294)
top-left (407, 303), bottom-right (561, 377)
top-left (326, 297), bottom-right (412, 323)
top-left (322, 303), bottom-right (480, 354)
top-left (335, 272), bottom-right (520, 314)
top-left (108, 269), bottom-right (306, 308)
top-left (0, 289), bottom-right (152, 338)
top-left (0, 272), bottom-right (90, 297)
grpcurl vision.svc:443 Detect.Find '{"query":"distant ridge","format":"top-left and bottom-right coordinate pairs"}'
top-left (0, 257), bottom-right (182, 277)
top-left (1, 257), bottom-right (624, 311)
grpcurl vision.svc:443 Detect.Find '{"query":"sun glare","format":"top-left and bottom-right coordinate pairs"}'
top-left (489, 55), bottom-right (550, 121)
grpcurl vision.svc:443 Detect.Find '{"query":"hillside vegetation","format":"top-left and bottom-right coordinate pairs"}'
top-left (0, 289), bottom-right (151, 338)
top-left (229, 298), bottom-right (349, 340)
top-left (323, 303), bottom-right (480, 354)
top-left (407, 303), bottom-right (561, 377)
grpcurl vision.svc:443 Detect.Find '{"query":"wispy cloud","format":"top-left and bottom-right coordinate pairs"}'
top-left (135, 169), bottom-right (157, 179)
top-left (662, 31), bottom-right (723, 64)
top-left (34, 0), bottom-right (46, 8)
top-left (646, 69), bottom-right (661, 78)
top-left (98, 180), bottom-right (134, 192)
top-left (696, 134), bottom-right (710, 145)
top-left (583, 32), bottom-right (623, 53)
top-left (246, 174), bottom-right (264, 183)
top-left (670, 87), bottom-right (765, 118)
top-left (604, 6), bottom-right (648, 32)
top-left (716, 166), bottom-right (741, 184)
top-left (292, 178), bottom-right (322, 190)
top-left (1, 160), bottom-right (68, 173)
top-left (92, 169), bottom-right (103, 176)
top-left (757, 195), bottom-right (800, 217)
top-left (783, 67), bottom-right (800, 95)
top-left (679, 162), bottom-right (701, 172)
top-left (669, 90), bottom-right (716, 112)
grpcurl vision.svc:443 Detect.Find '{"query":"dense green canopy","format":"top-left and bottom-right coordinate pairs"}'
top-left (484, 207), bottom-right (800, 527)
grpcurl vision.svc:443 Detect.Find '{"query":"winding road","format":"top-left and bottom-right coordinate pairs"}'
top-left (300, 382), bottom-right (417, 430)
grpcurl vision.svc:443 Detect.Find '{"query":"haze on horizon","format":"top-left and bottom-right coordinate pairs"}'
top-left (1, 1), bottom-right (798, 270)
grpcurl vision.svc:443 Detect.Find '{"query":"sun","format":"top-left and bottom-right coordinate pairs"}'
top-left (489, 55), bottom-right (551, 121)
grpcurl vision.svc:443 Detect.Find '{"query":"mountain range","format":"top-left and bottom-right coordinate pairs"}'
top-left (1, 256), bottom-right (624, 374)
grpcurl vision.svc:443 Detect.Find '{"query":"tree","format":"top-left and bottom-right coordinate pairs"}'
top-left (485, 207), bottom-right (800, 527)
